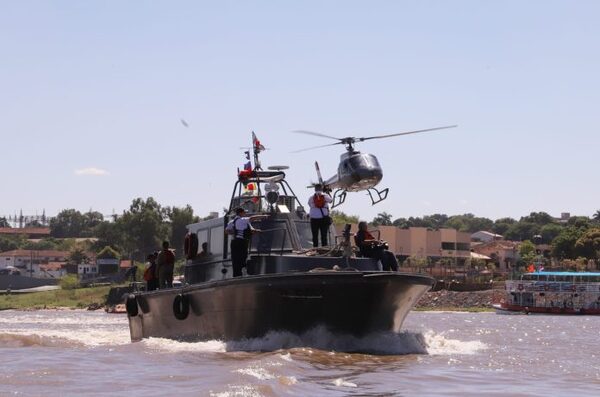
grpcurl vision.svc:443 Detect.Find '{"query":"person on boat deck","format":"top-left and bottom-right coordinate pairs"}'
top-left (156, 241), bottom-right (175, 288)
top-left (355, 221), bottom-right (398, 271)
top-left (226, 207), bottom-right (261, 277)
top-left (307, 184), bottom-right (333, 247)
top-left (198, 242), bottom-right (209, 259)
top-left (143, 252), bottom-right (159, 291)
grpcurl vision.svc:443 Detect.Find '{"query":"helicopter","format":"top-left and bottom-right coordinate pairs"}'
top-left (293, 125), bottom-right (457, 208)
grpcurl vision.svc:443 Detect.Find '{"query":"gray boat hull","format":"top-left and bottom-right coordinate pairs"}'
top-left (127, 271), bottom-right (433, 342)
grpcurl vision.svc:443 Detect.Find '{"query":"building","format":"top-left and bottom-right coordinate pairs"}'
top-left (0, 227), bottom-right (51, 239)
top-left (78, 262), bottom-right (98, 278)
top-left (96, 258), bottom-right (119, 275)
top-left (0, 249), bottom-right (69, 277)
top-left (337, 225), bottom-right (473, 264)
top-left (471, 240), bottom-right (519, 272)
top-left (40, 262), bottom-right (68, 278)
top-left (471, 231), bottom-right (503, 243)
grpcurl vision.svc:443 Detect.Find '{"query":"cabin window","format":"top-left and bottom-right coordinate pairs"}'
top-left (251, 220), bottom-right (293, 253)
top-left (210, 226), bottom-right (224, 256)
top-left (196, 230), bottom-right (208, 255)
top-left (295, 221), bottom-right (314, 249)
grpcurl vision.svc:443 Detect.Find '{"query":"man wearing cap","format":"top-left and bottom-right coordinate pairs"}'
top-left (226, 207), bottom-right (260, 277)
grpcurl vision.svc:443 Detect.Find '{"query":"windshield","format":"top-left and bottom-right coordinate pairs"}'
top-left (250, 219), bottom-right (293, 253)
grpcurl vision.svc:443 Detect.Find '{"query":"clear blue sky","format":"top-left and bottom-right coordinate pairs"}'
top-left (1, 1), bottom-right (599, 222)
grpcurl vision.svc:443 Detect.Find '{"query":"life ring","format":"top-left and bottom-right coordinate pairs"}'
top-left (518, 284), bottom-right (524, 291)
top-left (125, 294), bottom-right (139, 317)
top-left (184, 233), bottom-right (199, 260)
top-left (173, 294), bottom-right (190, 320)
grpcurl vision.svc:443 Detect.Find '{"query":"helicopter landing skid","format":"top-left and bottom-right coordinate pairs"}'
top-left (366, 187), bottom-right (389, 206)
top-left (331, 189), bottom-right (347, 209)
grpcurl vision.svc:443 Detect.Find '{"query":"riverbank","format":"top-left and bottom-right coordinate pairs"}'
top-left (0, 285), bottom-right (112, 310)
top-left (415, 289), bottom-right (504, 312)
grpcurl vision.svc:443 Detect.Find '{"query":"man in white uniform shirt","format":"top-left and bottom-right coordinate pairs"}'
top-left (307, 184), bottom-right (333, 247)
top-left (226, 207), bottom-right (259, 277)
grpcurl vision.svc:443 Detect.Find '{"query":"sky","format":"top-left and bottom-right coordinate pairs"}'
top-left (1, 1), bottom-right (599, 222)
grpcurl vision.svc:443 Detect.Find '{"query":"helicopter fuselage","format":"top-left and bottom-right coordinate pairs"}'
top-left (325, 151), bottom-right (383, 192)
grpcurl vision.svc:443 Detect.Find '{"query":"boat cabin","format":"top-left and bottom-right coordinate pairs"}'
top-left (184, 167), bottom-right (379, 284)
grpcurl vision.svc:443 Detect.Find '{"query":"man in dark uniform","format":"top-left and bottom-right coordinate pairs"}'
top-left (226, 207), bottom-right (260, 277)
top-left (355, 221), bottom-right (398, 271)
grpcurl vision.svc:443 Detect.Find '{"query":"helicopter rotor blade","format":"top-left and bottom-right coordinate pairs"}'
top-left (291, 141), bottom-right (344, 153)
top-left (358, 125), bottom-right (457, 142)
top-left (292, 130), bottom-right (342, 141)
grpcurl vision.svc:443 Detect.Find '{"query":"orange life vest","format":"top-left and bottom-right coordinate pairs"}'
top-left (314, 194), bottom-right (326, 208)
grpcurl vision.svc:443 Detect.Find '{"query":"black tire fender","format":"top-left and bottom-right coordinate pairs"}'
top-left (173, 294), bottom-right (190, 320)
top-left (125, 294), bottom-right (139, 317)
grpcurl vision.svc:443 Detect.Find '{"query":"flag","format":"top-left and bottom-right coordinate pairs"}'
top-left (252, 131), bottom-right (265, 152)
top-left (244, 151), bottom-right (250, 160)
top-left (244, 161), bottom-right (252, 171)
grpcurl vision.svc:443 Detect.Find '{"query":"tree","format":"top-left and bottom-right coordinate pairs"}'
top-left (540, 223), bottom-right (563, 244)
top-left (567, 216), bottom-right (591, 229)
top-left (518, 240), bottom-right (537, 265)
top-left (118, 197), bottom-right (169, 260)
top-left (504, 222), bottom-right (540, 241)
top-left (0, 235), bottom-right (24, 252)
top-left (492, 217), bottom-right (516, 236)
top-left (68, 247), bottom-right (89, 265)
top-left (25, 220), bottom-right (43, 227)
top-left (575, 228), bottom-right (600, 260)
top-left (593, 210), bottom-right (600, 224)
top-left (50, 209), bottom-right (86, 238)
top-left (393, 217), bottom-right (412, 228)
top-left (168, 205), bottom-right (199, 258)
top-left (520, 212), bottom-right (554, 225)
top-left (23, 239), bottom-right (59, 250)
top-left (551, 227), bottom-right (584, 260)
top-left (372, 212), bottom-right (393, 226)
top-left (422, 214), bottom-right (449, 229)
top-left (92, 221), bottom-right (125, 253)
top-left (445, 214), bottom-right (493, 233)
top-left (83, 211), bottom-right (104, 234)
top-left (331, 210), bottom-right (359, 225)
top-left (0, 217), bottom-right (9, 228)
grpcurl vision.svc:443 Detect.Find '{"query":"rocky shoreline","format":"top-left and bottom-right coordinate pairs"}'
top-left (415, 288), bottom-right (505, 311)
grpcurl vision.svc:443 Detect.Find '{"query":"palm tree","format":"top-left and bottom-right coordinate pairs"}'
top-left (593, 210), bottom-right (600, 223)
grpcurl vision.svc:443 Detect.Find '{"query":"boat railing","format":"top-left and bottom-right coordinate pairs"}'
top-left (507, 280), bottom-right (600, 293)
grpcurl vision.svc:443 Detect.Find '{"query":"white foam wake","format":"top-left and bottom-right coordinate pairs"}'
top-left (422, 330), bottom-right (487, 355)
top-left (141, 325), bottom-right (429, 355)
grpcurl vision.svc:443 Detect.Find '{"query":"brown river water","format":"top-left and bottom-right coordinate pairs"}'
top-left (1, 310), bottom-right (599, 396)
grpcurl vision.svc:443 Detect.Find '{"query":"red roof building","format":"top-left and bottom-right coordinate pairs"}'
top-left (0, 227), bottom-right (51, 239)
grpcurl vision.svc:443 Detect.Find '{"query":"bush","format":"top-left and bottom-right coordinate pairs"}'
top-left (60, 274), bottom-right (80, 290)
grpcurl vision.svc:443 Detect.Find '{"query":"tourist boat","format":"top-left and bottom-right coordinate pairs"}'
top-left (126, 137), bottom-right (435, 342)
top-left (494, 271), bottom-right (600, 314)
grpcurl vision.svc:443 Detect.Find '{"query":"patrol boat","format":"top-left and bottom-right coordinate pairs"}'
top-left (126, 145), bottom-right (434, 343)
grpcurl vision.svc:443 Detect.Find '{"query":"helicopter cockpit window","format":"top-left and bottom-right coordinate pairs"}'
top-left (349, 155), bottom-right (369, 170)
